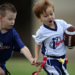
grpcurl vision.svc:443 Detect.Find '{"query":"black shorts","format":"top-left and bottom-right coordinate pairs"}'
top-left (0, 62), bottom-right (6, 72)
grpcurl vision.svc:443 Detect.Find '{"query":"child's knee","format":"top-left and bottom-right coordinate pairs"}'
top-left (0, 67), bottom-right (5, 75)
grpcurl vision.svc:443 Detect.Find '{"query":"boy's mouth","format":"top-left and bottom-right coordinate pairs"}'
top-left (10, 25), bottom-right (13, 27)
top-left (49, 20), bottom-right (52, 23)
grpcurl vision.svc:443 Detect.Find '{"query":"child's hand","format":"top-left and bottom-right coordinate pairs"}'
top-left (34, 60), bottom-right (42, 67)
top-left (31, 58), bottom-right (42, 67)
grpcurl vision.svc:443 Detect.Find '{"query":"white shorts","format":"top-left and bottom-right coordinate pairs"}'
top-left (43, 57), bottom-right (68, 75)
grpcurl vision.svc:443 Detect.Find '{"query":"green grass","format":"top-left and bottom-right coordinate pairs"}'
top-left (67, 61), bottom-right (75, 75)
top-left (6, 58), bottom-right (75, 75)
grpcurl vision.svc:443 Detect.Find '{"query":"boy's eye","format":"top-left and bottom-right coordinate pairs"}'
top-left (8, 18), bottom-right (12, 20)
top-left (8, 18), bottom-right (15, 20)
top-left (50, 14), bottom-right (53, 15)
top-left (44, 15), bottom-right (48, 17)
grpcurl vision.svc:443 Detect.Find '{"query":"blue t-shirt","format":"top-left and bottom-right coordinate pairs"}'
top-left (0, 27), bottom-right (25, 62)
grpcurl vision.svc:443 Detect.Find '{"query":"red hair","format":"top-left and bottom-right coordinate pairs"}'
top-left (33, 0), bottom-right (54, 18)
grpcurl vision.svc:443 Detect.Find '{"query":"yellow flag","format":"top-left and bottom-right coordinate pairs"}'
top-left (59, 58), bottom-right (64, 63)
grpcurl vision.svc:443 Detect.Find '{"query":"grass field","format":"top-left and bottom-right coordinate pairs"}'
top-left (6, 58), bottom-right (75, 75)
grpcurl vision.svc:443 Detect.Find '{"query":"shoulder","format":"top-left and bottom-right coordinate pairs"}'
top-left (36, 25), bottom-right (51, 38)
top-left (11, 27), bottom-right (17, 32)
top-left (55, 19), bottom-right (69, 27)
top-left (37, 25), bottom-right (48, 33)
top-left (36, 25), bottom-right (44, 34)
top-left (55, 19), bottom-right (66, 24)
top-left (11, 27), bottom-right (19, 36)
top-left (55, 19), bottom-right (72, 31)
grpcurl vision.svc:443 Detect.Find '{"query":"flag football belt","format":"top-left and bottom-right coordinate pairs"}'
top-left (47, 55), bottom-right (65, 59)
top-left (45, 55), bottom-right (69, 75)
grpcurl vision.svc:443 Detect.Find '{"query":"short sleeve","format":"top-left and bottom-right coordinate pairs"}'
top-left (32, 29), bottom-right (46, 45)
top-left (13, 29), bottom-right (25, 52)
top-left (32, 34), bottom-right (43, 45)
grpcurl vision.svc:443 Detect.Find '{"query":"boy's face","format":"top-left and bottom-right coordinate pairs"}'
top-left (1, 10), bottom-right (17, 30)
top-left (38, 6), bottom-right (55, 27)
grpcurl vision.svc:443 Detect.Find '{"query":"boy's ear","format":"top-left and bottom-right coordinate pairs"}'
top-left (0, 15), bottom-right (2, 22)
top-left (37, 17), bottom-right (42, 22)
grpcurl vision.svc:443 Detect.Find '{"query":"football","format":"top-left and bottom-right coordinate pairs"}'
top-left (64, 26), bottom-right (75, 49)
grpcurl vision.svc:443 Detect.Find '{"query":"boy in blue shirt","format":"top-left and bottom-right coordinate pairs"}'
top-left (0, 3), bottom-right (39, 75)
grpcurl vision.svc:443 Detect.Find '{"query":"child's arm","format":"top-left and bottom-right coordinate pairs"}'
top-left (34, 43), bottom-right (41, 63)
top-left (21, 46), bottom-right (33, 63)
top-left (21, 46), bottom-right (42, 67)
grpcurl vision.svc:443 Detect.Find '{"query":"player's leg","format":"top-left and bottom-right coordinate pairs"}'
top-left (0, 62), bottom-right (6, 75)
top-left (0, 67), bottom-right (5, 75)
top-left (43, 58), bottom-right (66, 75)
top-left (0, 62), bottom-right (10, 75)
top-left (44, 58), bottom-right (68, 75)
top-left (5, 67), bottom-right (11, 75)
top-left (43, 59), bottom-right (60, 75)
top-left (43, 65), bottom-right (61, 75)
top-left (61, 60), bottom-right (66, 75)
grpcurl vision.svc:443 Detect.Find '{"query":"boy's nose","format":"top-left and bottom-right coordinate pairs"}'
top-left (11, 21), bottom-right (14, 25)
top-left (49, 15), bottom-right (51, 18)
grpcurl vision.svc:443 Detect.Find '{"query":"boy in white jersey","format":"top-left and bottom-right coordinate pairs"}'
top-left (32, 0), bottom-right (72, 75)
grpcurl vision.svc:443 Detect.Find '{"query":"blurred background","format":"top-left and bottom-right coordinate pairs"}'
top-left (0, 0), bottom-right (74, 60)
top-left (0, 0), bottom-right (75, 60)
top-left (31, 0), bottom-right (75, 61)
top-left (0, 0), bottom-right (75, 75)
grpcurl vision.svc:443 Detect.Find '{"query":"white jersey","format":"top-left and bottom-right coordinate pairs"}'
top-left (32, 19), bottom-right (72, 56)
